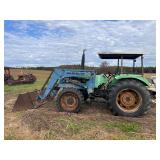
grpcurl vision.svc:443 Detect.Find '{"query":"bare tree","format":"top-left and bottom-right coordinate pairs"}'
top-left (98, 61), bottom-right (110, 74)
top-left (100, 61), bottom-right (109, 68)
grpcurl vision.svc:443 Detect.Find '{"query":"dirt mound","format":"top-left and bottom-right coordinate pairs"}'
top-left (20, 102), bottom-right (67, 132)
top-left (21, 111), bottom-right (50, 131)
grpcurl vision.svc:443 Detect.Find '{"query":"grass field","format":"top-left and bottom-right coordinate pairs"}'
top-left (4, 69), bottom-right (156, 140)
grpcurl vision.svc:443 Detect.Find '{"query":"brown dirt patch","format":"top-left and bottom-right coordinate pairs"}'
top-left (4, 94), bottom-right (156, 140)
top-left (21, 111), bottom-right (50, 131)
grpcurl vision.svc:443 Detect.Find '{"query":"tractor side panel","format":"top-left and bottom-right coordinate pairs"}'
top-left (95, 74), bottom-right (108, 88)
top-left (58, 83), bottom-right (86, 90)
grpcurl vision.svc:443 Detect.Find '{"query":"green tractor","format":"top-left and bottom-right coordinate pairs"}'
top-left (13, 52), bottom-right (152, 117)
top-left (96, 52), bottom-right (151, 116)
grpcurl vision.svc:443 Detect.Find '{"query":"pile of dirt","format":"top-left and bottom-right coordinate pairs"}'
top-left (21, 111), bottom-right (50, 131)
top-left (20, 105), bottom-right (69, 132)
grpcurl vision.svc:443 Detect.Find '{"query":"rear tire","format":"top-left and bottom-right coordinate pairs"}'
top-left (108, 80), bottom-right (151, 117)
top-left (56, 88), bottom-right (83, 113)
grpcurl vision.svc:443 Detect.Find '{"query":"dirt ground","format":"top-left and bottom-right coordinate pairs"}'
top-left (4, 94), bottom-right (156, 140)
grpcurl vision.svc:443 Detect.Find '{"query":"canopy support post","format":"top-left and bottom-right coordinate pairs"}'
top-left (117, 59), bottom-right (119, 74)
top-left (141, 55), bottom-right (144, 75)
top-left (121, 56), bottom-right (123, 74)
top-left (133, 59), bottom-right (136, 73)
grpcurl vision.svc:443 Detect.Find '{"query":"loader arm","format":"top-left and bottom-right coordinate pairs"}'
top-left (13, 68), bottom-right (96, 111)
top-left (38, 69), bottom-right (61, 100)
top-left (38, 68), bottom-right (96, 100)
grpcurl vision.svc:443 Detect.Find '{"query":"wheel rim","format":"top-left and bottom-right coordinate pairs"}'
top-left (116, 89), bottom-right (142, 113)
top-left (60, 92), bottom-right (78, 111)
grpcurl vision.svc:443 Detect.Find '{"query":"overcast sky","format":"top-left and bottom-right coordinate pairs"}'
top-left (4, 20), bottom-right (156, 67)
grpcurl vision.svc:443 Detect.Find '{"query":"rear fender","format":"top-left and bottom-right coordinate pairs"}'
top-left (110, 74), bottom-right (151, 86)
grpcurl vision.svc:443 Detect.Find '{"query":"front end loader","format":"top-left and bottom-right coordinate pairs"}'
top-left (13, 52), bottom-right (153, 117)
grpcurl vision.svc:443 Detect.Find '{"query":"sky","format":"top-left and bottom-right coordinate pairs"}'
top-left (4, 20), bottom-right (156, 67)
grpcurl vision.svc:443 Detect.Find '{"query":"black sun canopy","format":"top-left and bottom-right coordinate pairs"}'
top-left (98, 52), bottom-right (143, 60)
top-left (98, 52), bottom-right (144, 75)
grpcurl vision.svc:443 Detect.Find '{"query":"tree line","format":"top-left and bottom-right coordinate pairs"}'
top-left (5, 64), bottom-right (156, 74)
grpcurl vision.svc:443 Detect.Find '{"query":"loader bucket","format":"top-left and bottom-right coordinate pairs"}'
top-left (13, 91), bottom-right (39, 112)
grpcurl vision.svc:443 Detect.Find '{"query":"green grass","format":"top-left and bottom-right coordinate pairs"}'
top-left (55, 116), bottom-right (141, 138)
top-left (103, 121), bottom-right (141, 133)
top-left (54, 117), bottom-right (98, 136)
top-left (4, 69), bottom-right (51, 94)
top-left (5, 133), bottom-right (17, 140)
top-left (66, 121), bottom-right (80, 135)
top-left (56, 117), bottom-right (81, 135)
top-left (4, 78), bottom-right (46, 94)
top-left (43, 130), bottom-right (56, 140)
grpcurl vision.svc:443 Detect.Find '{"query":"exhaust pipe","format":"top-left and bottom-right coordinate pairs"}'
top-left (81, 49), bottom-right (86, 70)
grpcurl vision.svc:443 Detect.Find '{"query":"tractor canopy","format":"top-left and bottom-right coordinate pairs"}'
top-left (98, 52), bottom-right (143, 59)
top-left (98, 52), bottom-right (144, 74)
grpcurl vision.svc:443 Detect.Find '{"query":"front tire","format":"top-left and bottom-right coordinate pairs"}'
top-left (108, 80), bottom-right (151, 117)
top-left (56, 88), bottom-right (83, 113)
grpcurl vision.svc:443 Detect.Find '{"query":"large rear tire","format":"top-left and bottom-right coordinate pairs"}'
top-left (56, 88), bottom-right (83, 113)
top-left (108, 80), bottom-right (151, 117)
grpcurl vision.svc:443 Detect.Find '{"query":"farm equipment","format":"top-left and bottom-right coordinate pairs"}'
top-left (147, 76), bottom-right (156, 100)
top-left (4, 67), bottom-right (14, 83)
top-left (4, 68), bottom-right (36, 85)
top-left (13, 52), bottom-right (153, 117)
